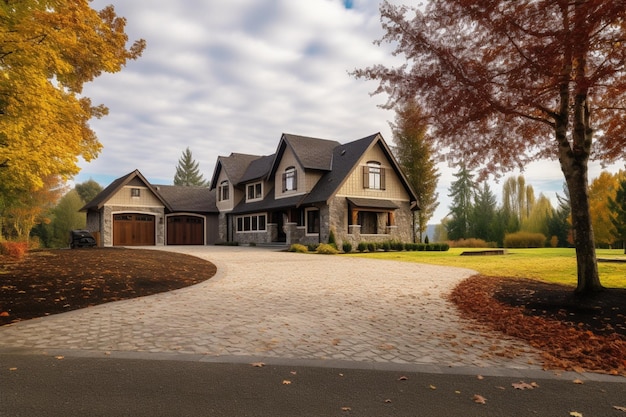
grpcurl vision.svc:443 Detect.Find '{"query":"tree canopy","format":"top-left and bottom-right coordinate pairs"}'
top-left (354, 0), bottom-right (626, 293)
top-left (0, 1), bottom-right (145, 193)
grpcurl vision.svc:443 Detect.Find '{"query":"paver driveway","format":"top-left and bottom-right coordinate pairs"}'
top-left (0, 246), bottom-right (542, 371)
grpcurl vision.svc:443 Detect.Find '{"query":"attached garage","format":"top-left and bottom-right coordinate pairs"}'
top-left (167, 215), bottom-right (205, 245)
top-left (113, 213), bottom-right (156, 246)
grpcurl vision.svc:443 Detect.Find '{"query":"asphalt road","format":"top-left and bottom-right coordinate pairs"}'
top-left (1, 353), bottom-right (624, 417)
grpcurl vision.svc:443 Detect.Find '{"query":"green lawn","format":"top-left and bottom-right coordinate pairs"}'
top-left (348, 248), bottom-right (626, 289)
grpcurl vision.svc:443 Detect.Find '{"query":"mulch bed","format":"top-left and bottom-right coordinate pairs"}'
top-left (449, 275), bottom-right (626, 376)
top-left (0, 248), bottom-right (216, 326)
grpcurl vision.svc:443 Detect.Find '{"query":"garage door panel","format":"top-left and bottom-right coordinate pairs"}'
top-left (113, 214), bottom-right (155, 246)
top-left (167, 216), bottom-right (204, 245)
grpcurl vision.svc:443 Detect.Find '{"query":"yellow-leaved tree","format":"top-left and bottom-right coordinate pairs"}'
top-left (0, 0), bottom-right (145, 239)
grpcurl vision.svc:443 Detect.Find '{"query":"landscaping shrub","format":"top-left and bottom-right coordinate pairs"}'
top-left (424, 235), bottom-right (429, 244)
top-left (342, 242), bottom-right (352, 253)
top-left (357, 242), bottom-right (367, 252)
top-left (307, 243), bottom-right (318, 252)
top-left (367, 242), bottom-right (376, 252)
top-left (448, 238), bottom-right (489, 248)
top-left (382, 241), bottom-right (391, 251)
top-left (0, 241), bottom-right (28, 260)
top-left (328, 229), bottom-right (337, 249)
top-left (288, 243), bottom-right (309, 253)
top-left (504, 232), bottom-right (547, 248)
top-left (316, 243), bottom-right (339, 254)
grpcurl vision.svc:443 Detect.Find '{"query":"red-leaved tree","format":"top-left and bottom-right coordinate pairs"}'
top-left (354, 0), bottom-right (626, 294)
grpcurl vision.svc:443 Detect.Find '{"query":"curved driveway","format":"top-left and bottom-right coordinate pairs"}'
top-left (0, 246), bottom-right (542, 371)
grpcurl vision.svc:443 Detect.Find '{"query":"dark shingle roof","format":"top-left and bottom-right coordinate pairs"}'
top-left (281, 134), bottom-right (340, 171)
top-left (154, 185), bottom-right (217, 213)
top-left (80, 170), bottom-right (171, 212)
top-left (210, 153), bottom-right (262, 189)
top-left (239, 154), bottom-right (274, 183)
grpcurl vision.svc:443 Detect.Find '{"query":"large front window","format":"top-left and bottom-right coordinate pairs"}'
top-left (363, 161), bottom-right (385, 190)
top-left (236, 214), bottom-right (267, 232)
top-left (283, 167), bottom-right (297, 192)
top-left (247, 182), bottom-right (263, 201)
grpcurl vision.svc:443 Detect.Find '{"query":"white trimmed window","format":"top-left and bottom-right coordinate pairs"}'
top-left (236, 214), bottom-right (267, 232)
top-left (282, 166), bottom-right (297, 192)
top-left (363, 161), bottom-right (385, 190)
top-left (246, 182), bottom-right (263, 201)
top-left (218, 180), bottom-right (229, 201)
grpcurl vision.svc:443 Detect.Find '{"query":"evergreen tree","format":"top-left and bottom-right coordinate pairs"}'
top-left (471, 183), bottom-right (497, 243)
top-left (445, 164), bottom-right (475, 241)
top-left (390, 99), bottom-right (440, 242)
top-left (608, 178), bottom-right (626, 254)
top-left (547, 184), bottom-right (572, 248)
top-left (174, 148), bottom-right (209, 187)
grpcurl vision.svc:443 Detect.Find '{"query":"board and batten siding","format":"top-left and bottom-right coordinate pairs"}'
top-left (107, 186), bottom-right (164, 208)
top-left (336, 143), bottom-right (410, 201)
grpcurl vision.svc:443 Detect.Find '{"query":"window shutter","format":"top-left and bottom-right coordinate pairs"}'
top-left (282, 173), bottom-right (287, 192)
top-left (381, 167), bottom-right (386, 190)
top-left (363, 166), bottom-right (369, 188)
top-left (293, 169), bottom-right (297, 190)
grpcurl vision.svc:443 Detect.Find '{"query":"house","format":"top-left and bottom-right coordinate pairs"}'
top-left (80, 170), bottom-right (218, 246)
top-left (210, 133), bottom-right (419, 247)
top-left (81, 132), bottom-right (419, 248)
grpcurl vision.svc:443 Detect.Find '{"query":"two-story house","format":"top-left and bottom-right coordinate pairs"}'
top-left (209, 133), bottom-right (419, 247)
top-left (81, 132), bottom-right (419, 248)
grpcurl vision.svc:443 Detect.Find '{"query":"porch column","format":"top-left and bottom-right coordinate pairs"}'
top-left (351, 209), bottom-right (359, 225)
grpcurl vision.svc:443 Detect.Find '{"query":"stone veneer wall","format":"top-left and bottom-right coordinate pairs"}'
top-left (327, 196), bottom-right (415, 248)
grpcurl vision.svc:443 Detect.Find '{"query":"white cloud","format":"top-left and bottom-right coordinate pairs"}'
top-left (77, 0), bottom-right (623, 223)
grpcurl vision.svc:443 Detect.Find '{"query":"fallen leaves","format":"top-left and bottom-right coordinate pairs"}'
top-left (250, 362), bottom-right (265, 368)
top-left (511, 381), bottom-right (538, 390)
top-left (473, 394), bottom-right (487, 404)
top-left (614, 406), bottom-right (626, 412)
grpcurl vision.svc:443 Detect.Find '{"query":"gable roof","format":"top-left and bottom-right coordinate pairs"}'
top-left (154, 185), bottom-right (217, 213)
top-left (239, 154), bottom-right (274, 183)
top-left (209, 153), bottom-right (262, 190)
top-left (267, 134), bottom-right (340, 179)
top-left (80, 169), bottom-right (171, 212)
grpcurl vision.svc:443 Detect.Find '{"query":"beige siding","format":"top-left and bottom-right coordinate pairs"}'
top-left (215, 170), bottom-right (235, 211)
top-left (107, 186), bottom-right (163, 208)
top-left (274, 146), bottom-right (305, 199)
top-left (336, 143), bottom-right (410, 201)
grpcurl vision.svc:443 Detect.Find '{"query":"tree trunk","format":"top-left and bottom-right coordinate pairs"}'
top-left (556, 88), bottom-right (604, 294)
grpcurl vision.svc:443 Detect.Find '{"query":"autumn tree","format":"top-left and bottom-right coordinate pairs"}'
top-left (446, 164), bottom-right (475, 241)
top-left (588, 171), bottom-right (623, 247)
top-left (503, 176), bottom-right (535, 226)
top-left (354, 1), bottom-right (626, 293)
top-left (174, 147), bottom-right (209, 187)
top-left (522, 194), bottom-right (554, 238)
top-left (0, 1), bottom-right (145, 198)
top-left (390, 99), bottom-right (440, 242)
top-left (608, 178), bottom-right (626, 254)
top-left (75, 179), bottom-right (103, 205)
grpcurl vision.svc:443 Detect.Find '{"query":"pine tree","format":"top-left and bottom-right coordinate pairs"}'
top-left (173, 148), bottom-right (209, 187)
top-left (471, 183), bottom-right (497, 243)
top-left (446, 164), bottom-right (475, 241)
top-left (390, 99), bottom-right (440, 242)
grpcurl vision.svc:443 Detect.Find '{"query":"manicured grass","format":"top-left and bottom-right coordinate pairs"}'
top-left (349, 248), bottom-right (626, 289)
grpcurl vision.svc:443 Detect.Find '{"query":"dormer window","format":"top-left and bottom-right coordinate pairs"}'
top-left (363, 161), bottom-right (385, 190)
top-left (247, 182), bottom-right (263, 201)
top-left (219, 180), bottom-right (229, 201)
top-left (282, 166), bottom-right (297, 192)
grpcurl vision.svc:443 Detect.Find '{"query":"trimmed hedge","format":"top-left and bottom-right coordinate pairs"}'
top-left (504, 232), bottom-right (547, 248)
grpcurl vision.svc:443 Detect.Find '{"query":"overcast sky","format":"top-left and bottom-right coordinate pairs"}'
top-left (76, 0), bottom-right (624, 223)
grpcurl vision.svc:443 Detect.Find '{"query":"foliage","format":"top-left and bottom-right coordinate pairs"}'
top-left (357, 242), bottom-right (367, 252)
top-left (504, 232), bottom-right (547, 248)
top-left (522, 194), bottom-right (553, 236)
top-left (173, 147), bottom-right (209, 187)
top-left (471, 183), bottom-right (498, 243)
top-left (503, 176), bottom-right (535, 225)
top-left (447, 238), bottom-right (490, 249)
top-left (316, 243), bottom-right (338, 255)
top-left (288, 243), bottom-right (308, 253)
top-left (354, 1), bottom-right (626, 293)
top-left (390, 99), bottom-right (440, 242)
top-left (445, 164), bottom-right (475, 240)
top-left (589, 171), bottom-right (624, 247)
top-left (327, 228), bottom-right (337, 249)
top-left (0, 241), bottom-right (28, 259)
top-left (75, 179), bottom-right (103, 204)
top-left (608, 178), bottom-right (626, 254)
top-left (342, 242), bottom-right (352, 253)
top-left (0, 1), bottom-right (145, 193)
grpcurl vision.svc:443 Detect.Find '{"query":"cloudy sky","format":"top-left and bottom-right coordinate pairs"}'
top-left (77, 0), bottom-right (624, 222)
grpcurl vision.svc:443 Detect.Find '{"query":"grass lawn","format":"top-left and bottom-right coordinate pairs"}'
top-left (349, 247), bottom-right (626, 289)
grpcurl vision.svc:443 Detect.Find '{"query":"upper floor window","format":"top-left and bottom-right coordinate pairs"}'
top-left (363, 161), bottom-right (385, 190)
top-left (282, 166), bottom-right (297, 192)
top-left (219, 180), bottom-right (229, 201)
top-left (247, 182), bottom-right (263, 201)
top-left (131, 188), bottom-right (141, 197)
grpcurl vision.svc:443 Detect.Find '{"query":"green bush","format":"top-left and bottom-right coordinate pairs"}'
top-left (382, 241), bottom-right (391, 252)
top-left (328, 229), bottom-right (337, 249)
top-left (357, 242), bottom-right (367, 252)
top-left (504, 232), bottom-right (547, 248)
top-left (424, 235), bottom-right (429, 244)
top-left (316, 243), bottom-right (339, 254)
top-left (307, 243), bottom-right (318, 252)
top-left (342, 242), bottom-right (352, 253)
top-left (367, 242), bottom-right (376, 252)
top-left (288, 243), bottom-right (309, 253)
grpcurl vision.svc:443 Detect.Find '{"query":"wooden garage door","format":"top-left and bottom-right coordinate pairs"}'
top-left (113, 214), bottom-right (156, 246)
top-left (167, 216), bottom-right (204, 245)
